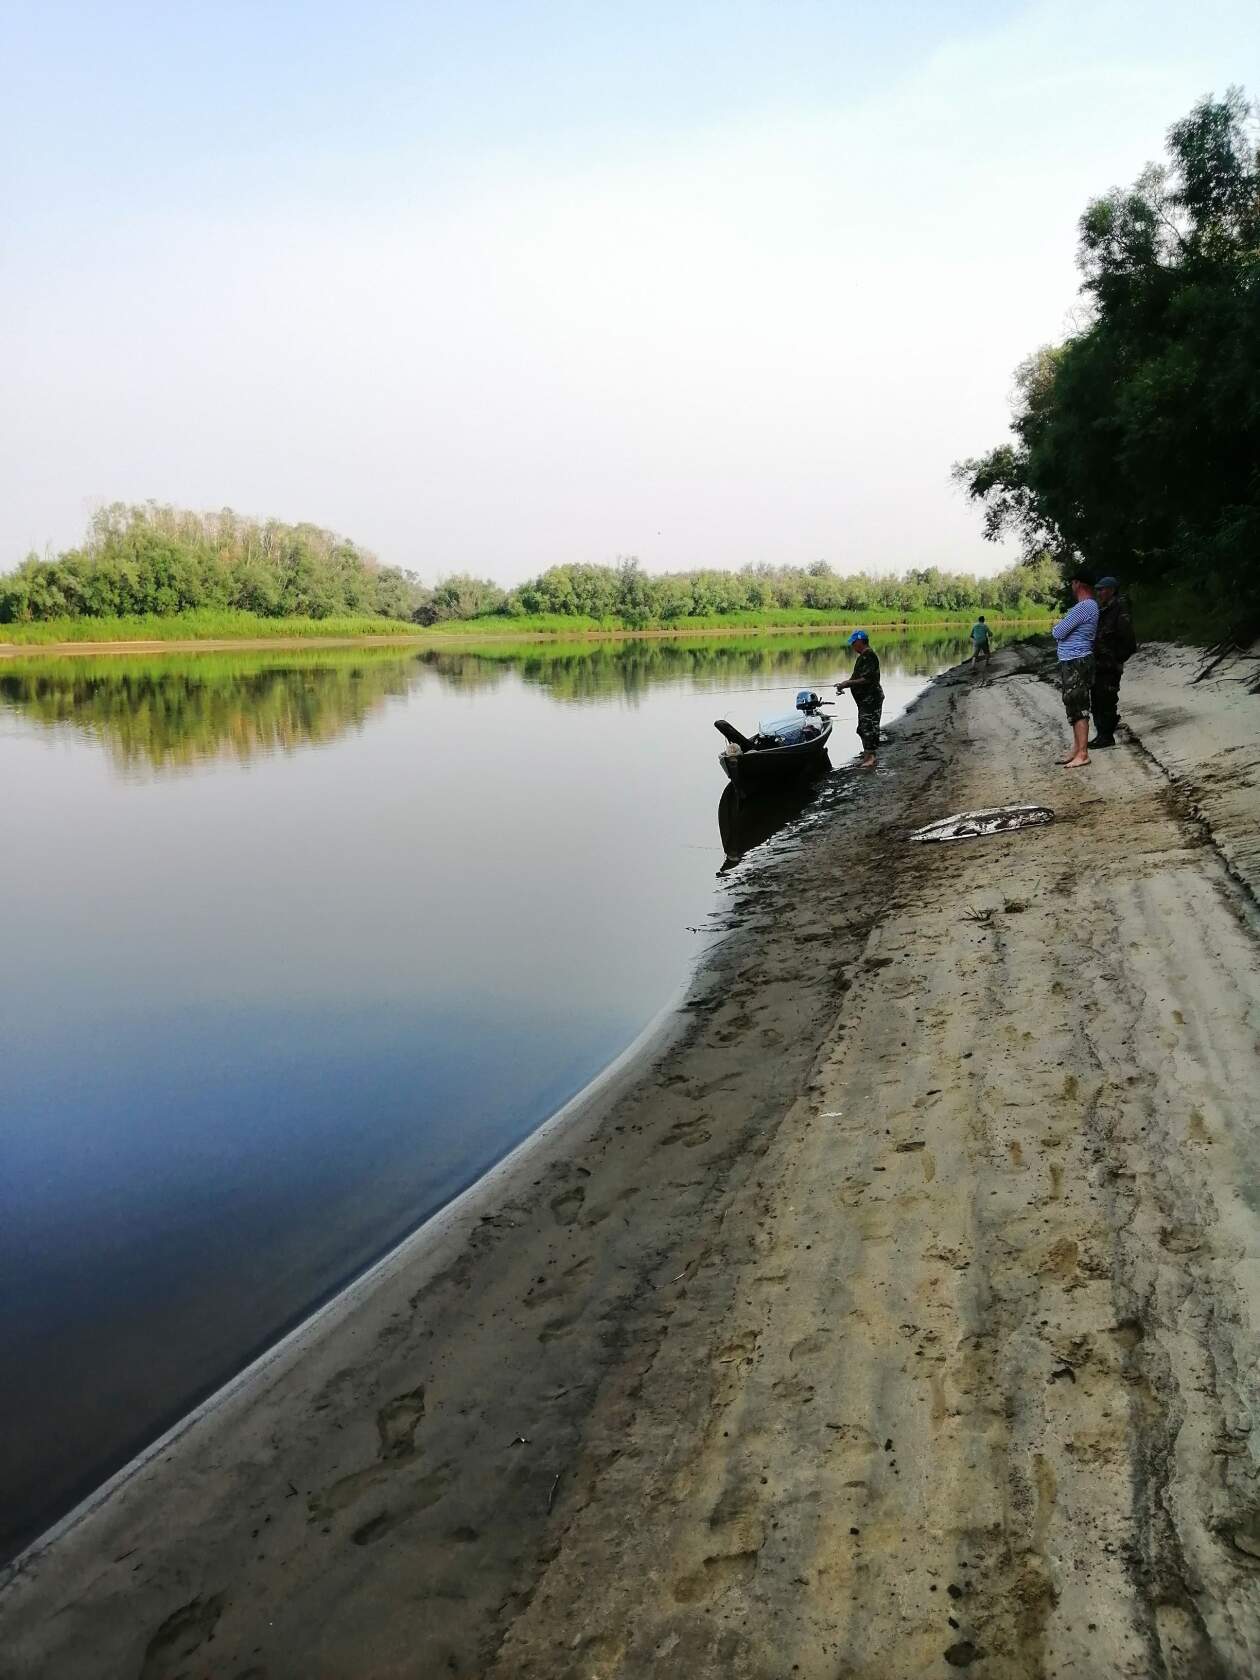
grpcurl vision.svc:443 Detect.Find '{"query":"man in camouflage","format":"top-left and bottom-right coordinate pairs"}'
top-left (835, 630), bottom-right (884, 768)
top-left (1089, 575), bottom-right (1137, 749)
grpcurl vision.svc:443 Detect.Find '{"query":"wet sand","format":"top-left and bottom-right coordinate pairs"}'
top-left (4, 642), bottom-right (1260, 1678)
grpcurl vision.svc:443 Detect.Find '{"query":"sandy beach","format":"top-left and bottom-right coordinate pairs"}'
top-left (4, 640), bottom-right (1259, 1679)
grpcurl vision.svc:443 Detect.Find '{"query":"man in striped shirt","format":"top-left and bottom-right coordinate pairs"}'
top-left (1051, 573), bottom-right (1099, 769)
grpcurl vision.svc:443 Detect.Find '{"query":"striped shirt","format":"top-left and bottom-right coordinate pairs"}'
top-left (1052, 598), bottom-right (1098, 661)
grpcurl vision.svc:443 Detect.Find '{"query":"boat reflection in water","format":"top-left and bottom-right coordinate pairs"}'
top-left (716, 761), bottom-right (831, 874)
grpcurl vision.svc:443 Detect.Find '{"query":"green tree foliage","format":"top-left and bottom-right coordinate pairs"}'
top-left (0, 504), bottom-right (430, 625)
top-left (3, 505), bottom-right (1060, 631)
top-left (955, 90), bottom-right (1260, 627)
top-left (421, 573), bottom-right (507, 622)
top-left (492, 554), bottom-right (1057, 620)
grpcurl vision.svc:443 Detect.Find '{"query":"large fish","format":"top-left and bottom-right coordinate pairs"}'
top-left (910, 805), bottom-right (1054, 844)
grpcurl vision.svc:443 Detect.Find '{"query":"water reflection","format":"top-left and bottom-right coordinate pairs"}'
top-left (0, 631), bottom-right (968, 773)
top-left (716, 774), bottom-right (831, 874)
top-left (0, 652), bottom-right (413, 772)
top-left (1, 628), bottom-right (966, 1559)
top-left (418, 629), bottom-right (967, 704)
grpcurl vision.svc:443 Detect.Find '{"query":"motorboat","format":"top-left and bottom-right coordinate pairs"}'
top-left (714, 690), bottom-right (833, 792)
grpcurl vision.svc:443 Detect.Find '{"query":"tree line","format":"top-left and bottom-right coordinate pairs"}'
top-left (420, 553), bottom-right (1060, 623)
top-left (2, 503), bottom-right (1059, 629)
top-left (0, 505), bottom-right (421, 625)
top-left (955, 89), bottom-right (1260, 632)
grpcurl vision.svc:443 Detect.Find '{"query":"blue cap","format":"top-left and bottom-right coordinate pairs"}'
top-left (1096, 575), bottom-right (1119, 589)
top-left (847, 629), bottom-right (869, 645)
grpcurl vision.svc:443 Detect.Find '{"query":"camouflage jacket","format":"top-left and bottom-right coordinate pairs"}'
top-left (850, 648), bottom-right (883, 701)
top-left (1095, 598), bottom-right (1137, 671)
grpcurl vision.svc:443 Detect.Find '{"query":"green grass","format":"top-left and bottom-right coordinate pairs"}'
top-left (0, 608), bottom-right (423, 645)
top-left (423, 606), bottom-right (1054, 637)
top-left (0, 604), bottom-right (1054, 648)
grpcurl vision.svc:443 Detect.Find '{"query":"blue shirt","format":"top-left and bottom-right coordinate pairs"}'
top-left (1052, 598), bottom-right (1098, 661)
top-left (971, 621), bottom-right (990, 645)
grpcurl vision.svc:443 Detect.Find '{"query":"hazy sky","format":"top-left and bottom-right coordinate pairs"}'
top-left (2, 1), bottom-right (1253, 582)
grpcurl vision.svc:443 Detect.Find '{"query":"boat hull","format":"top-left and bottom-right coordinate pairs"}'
top-left (719, 721), bottom-right (833, 792)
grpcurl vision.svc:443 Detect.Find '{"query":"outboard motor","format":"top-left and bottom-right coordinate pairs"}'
top-left (795, 690), bottom-right (824, 716)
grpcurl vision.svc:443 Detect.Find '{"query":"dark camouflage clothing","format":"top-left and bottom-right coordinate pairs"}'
top-left (1092, 667), bottom-right (1122, 736)
top-left (850, 647), bottom-right (884, 752)
top-left (1091, 596), bottom-right (1136, 738)
top-left (1059, 653), bottom-right (1094, 723)
top-left (1094, 596), bottom-right (1137, 672)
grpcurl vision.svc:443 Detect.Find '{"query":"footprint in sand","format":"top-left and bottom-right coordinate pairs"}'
top-left (662, 1116), bottom-right (713, 1148)
top-left (377, 1386), bottom-right (426, 1458)
top-left (538, 1311), bottom-right (580, 1344)
top-left (348, 1465), bottom-right (452, 1546)
top-left (550, 1184), bottom-right (586, 1225)
top-left (524, 1255), bottom-right (594, 1308)
top-left (788, 1330), bottom-right (830, 1362)
top-left (307, 1385), bottom-right (428, 1520)
top-left (140, 1595), bottom-right (226, 1680)
top-left (672, 1549), bottom-right (760, 1604)
top-left (714, 1331), bottom-right (759, 1365)
top-left (771, 1374), bottom-right (816, 1403)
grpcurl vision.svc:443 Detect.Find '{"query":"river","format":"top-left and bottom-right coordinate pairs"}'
top-left (0, 629), bottom-right (967, 1557)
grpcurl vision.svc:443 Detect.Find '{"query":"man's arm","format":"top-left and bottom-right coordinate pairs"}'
top-left (1052, 601), bottom-right (1087, 641)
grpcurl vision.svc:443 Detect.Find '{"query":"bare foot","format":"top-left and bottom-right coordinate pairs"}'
top-left (861, 754), bottom-right (877, 769)
top-left (1061, 754), bottom-right (1090, 769)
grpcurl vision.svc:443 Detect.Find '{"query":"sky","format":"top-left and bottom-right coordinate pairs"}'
top-left (1, 0), bottom-right (1254, 583)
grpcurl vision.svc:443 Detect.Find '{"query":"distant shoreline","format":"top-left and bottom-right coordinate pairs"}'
top-left (0, 614), bottom-right (1051, 659)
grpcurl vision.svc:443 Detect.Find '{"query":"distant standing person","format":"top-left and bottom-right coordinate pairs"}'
top-left (1090, 576), bottom-right (1137, 748)
top-left (835, 630), bottom-right (884, 769)
top-left (1051, 573), bottom-right (1099, 769)
top-left (970, 614), bottom-right (992, 669)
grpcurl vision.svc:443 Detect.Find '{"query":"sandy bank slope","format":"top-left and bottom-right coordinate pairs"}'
top-left (4, 648), bottom-right (1260, 1679)
top-left (1120, 640), bottom-right (1260, 904)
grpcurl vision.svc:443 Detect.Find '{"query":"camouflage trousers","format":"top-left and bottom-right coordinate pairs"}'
top-left (1091, 666), bottom-right (1122, 737)
top-left (855, 694), bottom-right (884, 754)
top-left (1059, 654), bottom-right (1094, 724)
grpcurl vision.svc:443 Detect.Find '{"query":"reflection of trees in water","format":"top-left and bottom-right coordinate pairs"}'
top-left (0, 653), bottom-right (414, 772)
top-left (1, 632), bottom-right (970, 771)
top-left (417, 631), bottom-right (970, 703)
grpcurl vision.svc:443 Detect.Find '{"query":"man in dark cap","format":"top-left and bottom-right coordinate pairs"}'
top-left (1090, 576), bottom-right (1137, 749)
top-left (835, 630), bottom-right (883, 768)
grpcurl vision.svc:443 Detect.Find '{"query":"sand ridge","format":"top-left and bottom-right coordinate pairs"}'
top-left (3, 645), bottom-right (1259, 1678)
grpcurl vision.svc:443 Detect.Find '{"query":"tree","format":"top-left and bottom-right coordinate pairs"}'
top-left (0, 504), bottom-right (431, 624)
top-left (955, 89), bottom-right (1260, 629)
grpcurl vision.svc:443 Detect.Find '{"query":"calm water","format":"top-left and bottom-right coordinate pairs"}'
top-left (0, 631), bottom-right (966, 1555)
